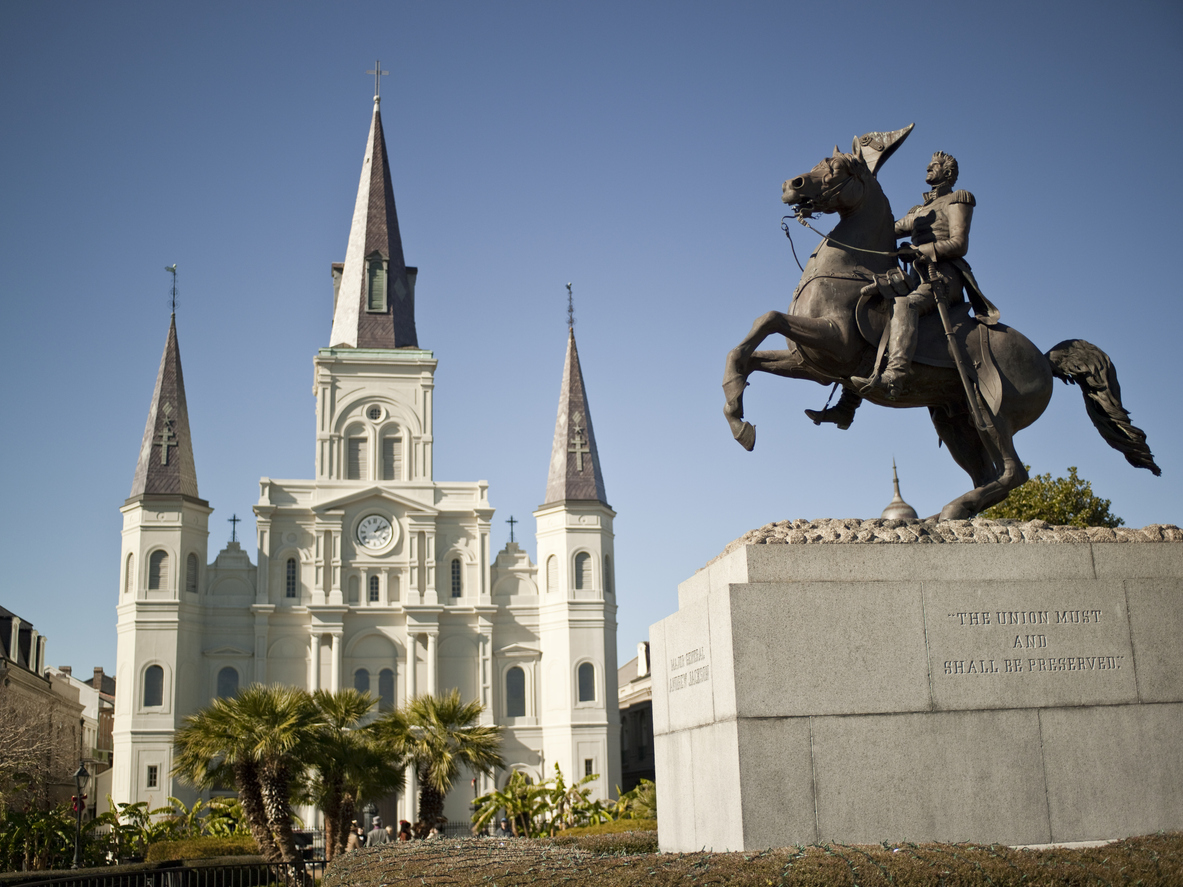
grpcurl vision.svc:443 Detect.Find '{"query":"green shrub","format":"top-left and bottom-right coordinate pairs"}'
top-left (145, 835), bottom-right (258, 861)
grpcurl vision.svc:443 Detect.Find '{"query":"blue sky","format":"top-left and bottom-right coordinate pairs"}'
top-left (2, 1), bottom-right (1180, 675)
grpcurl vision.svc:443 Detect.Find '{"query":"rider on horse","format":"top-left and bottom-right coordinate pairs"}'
top-left (806, 150), bottom-right (999, 426)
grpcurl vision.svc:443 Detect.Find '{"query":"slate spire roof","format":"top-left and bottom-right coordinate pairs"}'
top-left (329, 97), bottom-right (418, 349)
top-left (544, 328), bottom-right (607, 505)
top-left (130, 314), bottom-right (201, 501)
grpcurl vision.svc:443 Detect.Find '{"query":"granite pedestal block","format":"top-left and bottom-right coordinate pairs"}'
top-left (651, 520), bottom-right (1183, 852)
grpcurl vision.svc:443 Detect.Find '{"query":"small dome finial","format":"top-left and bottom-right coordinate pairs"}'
top-left (881, 458), bottom-right (919, 520)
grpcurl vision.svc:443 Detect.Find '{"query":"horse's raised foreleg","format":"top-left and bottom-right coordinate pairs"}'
top-left (724, 312), bottom-right (842, 451)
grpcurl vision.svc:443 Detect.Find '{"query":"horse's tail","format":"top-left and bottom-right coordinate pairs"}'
top-left (1046, 339), bottom-right (1161, 476)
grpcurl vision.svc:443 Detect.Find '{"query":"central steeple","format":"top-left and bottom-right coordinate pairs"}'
top-left (329, 97), bottom-right (418, 349)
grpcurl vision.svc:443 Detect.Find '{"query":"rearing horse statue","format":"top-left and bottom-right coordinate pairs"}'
top-left (722, 125), bottom-right (1159, 520)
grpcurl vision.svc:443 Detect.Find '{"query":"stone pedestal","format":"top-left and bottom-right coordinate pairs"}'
top-left (651, 520), bottom-right (1183, 852)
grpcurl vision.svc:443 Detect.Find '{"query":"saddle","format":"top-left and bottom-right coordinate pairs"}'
top-left (855, 286), bottom-right (1004, 415)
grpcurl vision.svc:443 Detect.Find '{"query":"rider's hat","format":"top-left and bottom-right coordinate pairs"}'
top-left (853, 124), bottom-right (914, 176)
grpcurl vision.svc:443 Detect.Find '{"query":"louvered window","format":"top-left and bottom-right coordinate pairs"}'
top-left (286, 558), bottom-right (298, 598)
top-left (575, 552), bottom-right (592, 590)
top-left (546, 556), bottom-right (557, 593)
top-left (451, 559), bottom-right (462, 597)
top-left (143, 665), bottom-right (164, 707)
top-left (186, 554), bottom-right (199, 594)
top-left (578, 662), bottom-right (595, 702)
top-left (148, 551), bottom-right (169, 590)
top-left (125, 553), bottom-right (134, 595)
top-left (603, 555), bottom-right (613, 595)
top-left (382, 436), bottom-right (402, 480)
top-left (378, 668), bottom-right (395, 711)
top-left (366, 254), bottom-right (387, 312)
top-left (506, 666), bottom-right (525, 718)
top-left (347, 437), bottom-right (367, 480)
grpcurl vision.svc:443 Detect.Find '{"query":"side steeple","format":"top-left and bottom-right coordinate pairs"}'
top-left (329, 97), bottom-right (418, 349)
top-left (544, 327), bottom-right (607, 505)
top-left (129, 314), bottom-right (201, 501)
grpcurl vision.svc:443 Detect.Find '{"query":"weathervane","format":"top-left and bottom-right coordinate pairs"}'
top-left (506, 515), bottom-right (517, 544)
top-left (165, 264), bottom-right (177, 313)
top-left (366, 60), bottom-right (389, 100)
top-left (565, 282), bottom-right (574, 330)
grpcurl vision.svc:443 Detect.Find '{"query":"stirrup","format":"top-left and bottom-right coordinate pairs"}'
top-left (852, 370), bottom-right (906, 399)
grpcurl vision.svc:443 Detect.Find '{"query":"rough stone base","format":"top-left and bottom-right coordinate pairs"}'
top-left (651, 520), bottom-right (1183, 851)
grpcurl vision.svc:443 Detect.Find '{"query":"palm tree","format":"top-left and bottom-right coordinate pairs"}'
top-left (303, 689), bottom-right (405, 860)
top-left (173, 684), bottom-right (316, 864)
top-left (376, 690), bottom-right (504, 832)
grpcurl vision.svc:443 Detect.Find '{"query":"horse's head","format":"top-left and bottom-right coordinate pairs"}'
top-left (781, 148), bottom-right (870, 217)
top-left (782, 125), bottom-right (914, 217)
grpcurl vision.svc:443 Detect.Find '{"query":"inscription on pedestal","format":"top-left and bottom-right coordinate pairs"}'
top-left (668, 645), bottom-right (710, 692)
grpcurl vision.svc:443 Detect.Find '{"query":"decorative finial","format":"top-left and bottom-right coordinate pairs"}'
top-left (565, 282), bottom-right (574, 330)
top-left (366, 60), bottom-right (389, 103)
top-left (165, 264), bottom-right (178, 314)
top-left (506, 515), bottom-right (517, 544)
top-left (881, 458), bottom-right (919, 520)
top-left (228, 513), bottom-right (241, 543)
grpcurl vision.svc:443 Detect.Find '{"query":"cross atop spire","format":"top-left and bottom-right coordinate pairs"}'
top-left (366, 60), bottom-right (388, 101)
top-left (543, 327), bottom-right (607, 505)
top-left (165, 264), bottom-right (177, 313)
top-left (565, 282), bottom-right (575, 330)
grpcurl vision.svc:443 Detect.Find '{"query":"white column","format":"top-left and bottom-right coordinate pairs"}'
top-left (330, 632), bottom-right (342, 691)
top-left (310, 633), bottom-right (322, 691)
top-left (406, 633), bottom-right (418, 700)
top-left (426, 631), bottom-right (438, 695)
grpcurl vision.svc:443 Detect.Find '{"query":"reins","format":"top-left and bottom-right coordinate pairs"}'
top-left (781, 211), bottom-right (901, 273)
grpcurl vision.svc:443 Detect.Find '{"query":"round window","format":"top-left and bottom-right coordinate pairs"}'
top-left (367, 406), bottom-right (383, 421)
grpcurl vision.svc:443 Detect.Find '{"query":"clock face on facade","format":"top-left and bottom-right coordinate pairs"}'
top-left (357, 514), bottom-right (394, 550)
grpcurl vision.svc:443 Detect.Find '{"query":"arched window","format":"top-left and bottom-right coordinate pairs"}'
top-left (186, 554), bottom-right (199, 594)
top-left (451, 559), bottom-right (462, 598)
top-left (546, 556), bottom-right (557, 593)
top-left (143, 665), bottom-right (164, 707)
top-left (604, 555), bottom-right (613, 595)
top-left (577, 662), bottom-right (595, 703)
top-left (506, 666), bottom-right (525, 718)
top-left (216, 667), bottom-right (238, 698)
top-left (124, 553), bottom-right (134, 595)
top-left (381, 434), bottom-right (402, 480)
top-left (366, 252), bottom-right (387, 312)
top-left (378, 668), bottom-right (395, 711)
top-left (368, 575), bottom-right (380, 602)
top-left (354, 668), bottom-right (370, 694)
top-left (286, 559), bottom-right (299, 598)
top-left (348, 575), bottom-right (359, 604)
top-left (574, 553), bottom-right (591, 590)
top-left (148, 551), bottom-right (169, 590)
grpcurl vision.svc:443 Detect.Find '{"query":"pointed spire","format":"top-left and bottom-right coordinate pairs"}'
top-left (329, 99), bottom-right (418, 349)
top-left (544, 328), bottom-right (607, 505)
top-left (129, 315), bottom-right (201, 501)
top-left (880, 458), bottom-right (918, 520)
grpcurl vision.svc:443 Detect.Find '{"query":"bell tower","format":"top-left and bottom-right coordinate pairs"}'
top-left (534, 317), bottom-right (620, 798)
top-left (113, 312), bottom-right (211, 806)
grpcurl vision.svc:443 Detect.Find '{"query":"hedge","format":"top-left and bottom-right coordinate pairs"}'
top-left (145, 836), bottom-right (259, 862)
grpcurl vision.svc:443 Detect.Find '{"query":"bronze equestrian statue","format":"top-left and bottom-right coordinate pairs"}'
top-left (722, 125), bottom-right (1159, 521)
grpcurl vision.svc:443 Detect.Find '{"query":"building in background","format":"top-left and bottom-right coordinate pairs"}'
top-left (617, 641), bottom-right (654, 793)
top-left (50, 666), bottom-right (116, 817)
top-left (112, 93), bottom-right (620, 825)
top-left (1, 608), bottom-right (87, 810)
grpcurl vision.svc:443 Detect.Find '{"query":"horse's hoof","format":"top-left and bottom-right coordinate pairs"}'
top-left (734, 422), bottom-right (756, 451)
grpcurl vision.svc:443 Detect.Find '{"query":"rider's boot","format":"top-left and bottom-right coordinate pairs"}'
top-left (805, 387), bottom-right (862, 430)
top-left (851, 303), bottom-right (919, 399)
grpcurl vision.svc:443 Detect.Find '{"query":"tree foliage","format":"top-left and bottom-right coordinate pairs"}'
top-left (980, 466), bottom-right (1123, 527)
top-left (375, 689), bottom-right (503, 834)
top-left (472, 764), bottom-right (612, 838)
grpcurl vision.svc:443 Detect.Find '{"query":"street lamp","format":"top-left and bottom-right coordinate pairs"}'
top-left (71, 762), bottom-right (90, 869)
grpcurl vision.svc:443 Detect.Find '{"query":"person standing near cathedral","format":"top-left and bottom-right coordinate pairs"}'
top-left (367, 817), bottom-right (389, 846)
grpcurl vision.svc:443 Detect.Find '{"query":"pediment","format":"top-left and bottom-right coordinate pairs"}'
top-left (497, 643), bottom-right (542, 659)
top-left (313, 486), bottom-right (438, 515)
top-left (204, 645), bottom-right (253, 658)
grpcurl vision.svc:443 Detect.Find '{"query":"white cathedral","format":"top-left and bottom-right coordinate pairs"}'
top-left (112, 95), bottom-right (621, 826)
